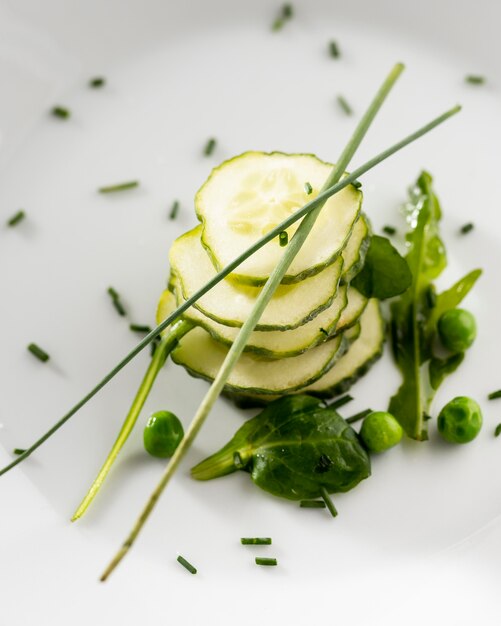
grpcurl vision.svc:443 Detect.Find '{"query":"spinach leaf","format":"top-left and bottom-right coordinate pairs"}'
top-left (389, 172), bottom-right (481, 440)
top-left (351, 235), bottom-right (412, 299)
top-left (191, 395), bottom-right (371, 500)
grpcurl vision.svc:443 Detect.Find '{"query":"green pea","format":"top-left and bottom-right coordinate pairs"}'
top-left (437, 308), bottom-right (476, 353)
top-left (359, 411), bottom-right (403, 453)
top-left (143, 411), bottom-right (184, 458)
top-left (437, 396), bottom-right (482, 444)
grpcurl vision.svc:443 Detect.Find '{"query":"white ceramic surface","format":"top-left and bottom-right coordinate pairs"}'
top-left (1, 1), bottom-right (500, 623)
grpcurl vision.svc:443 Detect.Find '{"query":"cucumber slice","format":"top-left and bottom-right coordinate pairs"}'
top-left (196, 151), bottom-right (362, 285)
top-left (170, 226), bottom-right (344, 331)
top-left (166, 279), bottom-right (349, 359)
top-left (171, 327), bottom-right (348, 396)
top-left (302, 299), bottom-right (384, 397)
top-left (334, 287), bottom-right (368, 335)
top-left (341, 214), bottom-right (371, 284)
top-left (225, 301), bottom-right (381, 406)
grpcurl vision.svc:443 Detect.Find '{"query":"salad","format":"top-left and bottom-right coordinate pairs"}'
top-left (1, 62), bottom-right (483, 581)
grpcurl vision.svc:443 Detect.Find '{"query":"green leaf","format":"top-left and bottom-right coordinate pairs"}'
top-left (425, 269), bottom-right (482, 340)
top-left (191, 395), bottom-right (370, 500)
top-left (389, 171), bottom-right (447, 440)
top-left (351, 235), bottom-right (412, 299)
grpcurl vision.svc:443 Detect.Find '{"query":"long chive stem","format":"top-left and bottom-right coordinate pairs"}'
top-left (0, 99), bottom-right (460, 481)
top-left (100, 63), bottom-right (407, 580)
top-left (72, 320), bottom-right (193, 521)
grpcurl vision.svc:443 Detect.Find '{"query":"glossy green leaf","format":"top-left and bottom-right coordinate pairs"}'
top-left (389, 172), bottom-right (447, 440)
top-left (191, 395), bottom-right (370, 500)
top-left (351, 235), bottom-right (412, 299)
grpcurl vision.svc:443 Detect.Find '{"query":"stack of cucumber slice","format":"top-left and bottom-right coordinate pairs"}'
top-left (157, 152), bottom-right (385, 403)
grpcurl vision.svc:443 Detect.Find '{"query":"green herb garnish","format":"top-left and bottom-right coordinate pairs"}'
top-left (51, 106), bottom-right (70, 119)
top-left (460, 222), bottom-right (474, 235)
top-left (351, 235), bottom-right (412, 299)
top-left (382, 225), bottom-right (396, 235)
top-left (346, 409), bottom-right (372, 424)
top-left (272, 3), bottom-right (293, 30)
top-left (204, 138), bottom-right (217, 156)
top-left (337, 95), bottom-right (353, 116)
top-left (241, 538), bottom-right (272, 545)
top-left (99, 181), bottom-right (139, 193)
top-left (27, 343), bottom-right (50, 363)
top-left (107, 287), bottom-right (126, 316)
top-left (255, 557), bottom-right (277, 566)
top-left (328, 394), bottom-right (353, 410)
top-left (279, 231), bottom-right (288, 246)
top-left (495, 424), bottom-right (501, 438)
top-left (7, 210), bottom-right (26, 227)
top-left (329, 40), bottom-right (340, 58)
top-left (177, 555), bottom-right (197, 574)
top-left (129, 324), bottom-right (152, 334)
top-left (169, 200), bottom-right (180, 220)
top-left (320, 486), bottom-right (338, 518)
top-left (465, 75), bottom-right (486, 85)
top-left (300, 500), bottom-right (326, 508)
top-left (13, 448), bottom-right (26, 456)
top-left (191, 396), bottom-right (371, 501)
top-left (389, 172), bottom-right (482, 440)
top-left (304, 181), bottom-right (313, 195)
top-left (89, 77), bottom-right (106, 88)
top-left (488, 390), bottom-right (501, 400)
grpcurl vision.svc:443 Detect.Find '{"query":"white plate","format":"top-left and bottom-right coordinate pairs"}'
top-left (1, 0), bottom-right (500, 623)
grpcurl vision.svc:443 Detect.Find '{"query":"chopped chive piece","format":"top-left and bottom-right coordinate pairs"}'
top-left (329, 394), bottom-right (354, 410)
top-left (329, 40), bottom-right (340, 58)
top-left (7, 210), bottom-right (26, 227)
top-left (89, 77), bottom-right (106, 88)
top-left (51, 106), bottom-right (70, 119)
top-left (495, 424), bottom-right (501, 437)
top-left (488, 390), bottom-right (501, 400)
top-left (129, 324), bottom-right (152, 334)
top-left (351, 180), bottom-right (362, 189)
top-left (107, 287), bottom-right (126, 316)
top-left (13, 448), bottom-right (26, 456)
top-left (99, 181), bottom-right (139, 193)
top-left (320, 486), bottom-right (338, 518)
top-left (465, 75), bottom-right (486, 85)
top-left (346, 408), bottom-right (372, 424)
top-left (176, 555), bottom-right (197, 574)
top-left (319, 327), bottom-right (329, 337)
top-left (279, 231), bottom-right (288, 246)
top-left (382, 225), bottom-right (396, 235)
top-left (204, 138), bottom-right (216, 156)
top-left (337, 95), bottom-right (353, 116)
top-left (460, 222), bottom-right (474, 235)
top-left (241, 538), bottom-right (272, 545)
top-left (169, 200), bottom-right (180, 220)
top-left (272, 3), bottom-right (293, 30)
top-left (304, 181), bottom-right (313, 195)
top-left (255, 557), bottom-right (277, 566)
top-left (423, 413), bottom-right (432, 422)
top-left (300, 500), bottom-right (326, 508)
top-left (27, 343), bottom-right (50, 363)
